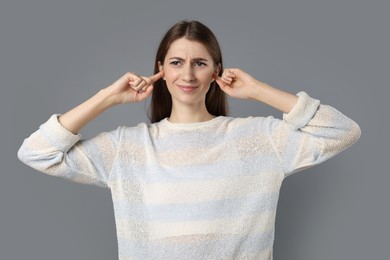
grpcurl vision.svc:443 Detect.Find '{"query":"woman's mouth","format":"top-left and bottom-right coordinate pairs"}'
top-left (177, 85), bottom-right (199, 92)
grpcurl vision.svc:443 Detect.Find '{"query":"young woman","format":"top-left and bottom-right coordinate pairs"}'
top-left (18, 20), bottom-right (361, 260)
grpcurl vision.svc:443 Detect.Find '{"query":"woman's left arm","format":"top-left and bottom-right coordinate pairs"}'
top-left (213, 68), bottom-right (299, 113)
top-left (213, 68), bottom-right (361, 176)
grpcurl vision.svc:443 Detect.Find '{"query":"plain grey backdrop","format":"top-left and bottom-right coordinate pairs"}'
top-left (1, 0), bottom-right (388, 259)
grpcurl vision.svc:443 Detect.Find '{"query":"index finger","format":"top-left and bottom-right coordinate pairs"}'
top-left (149, 70), bottom-right (164, 83)
top-left (212, 73), bottom-right (229, 88)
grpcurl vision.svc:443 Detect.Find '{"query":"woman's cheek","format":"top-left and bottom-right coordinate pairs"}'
top-left (201, 69), bottom-right (215, 83)
top-left (164, 68), bottom-right (178, 82)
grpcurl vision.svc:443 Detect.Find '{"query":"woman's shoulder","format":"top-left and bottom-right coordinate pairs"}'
top-left (222, 114), bottom-right (281, 127)
top-left (115, 121), bottom-right (151, 133)
top-left (98, 122), bottom-right (150, 141)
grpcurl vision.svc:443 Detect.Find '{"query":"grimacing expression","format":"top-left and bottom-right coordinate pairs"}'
top-left (159, 37), bottom-right (220, 107)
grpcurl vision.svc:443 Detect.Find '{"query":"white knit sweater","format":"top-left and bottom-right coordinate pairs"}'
top-left (18, 92), bottom-right (361, 260)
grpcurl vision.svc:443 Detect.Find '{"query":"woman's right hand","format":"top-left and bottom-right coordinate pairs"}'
top-left (106, 71), bottom-right (164, 105)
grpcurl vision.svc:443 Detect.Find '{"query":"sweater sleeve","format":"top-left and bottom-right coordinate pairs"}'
top-left (266, 91), bottom-right (361, 177)
top-left (17, 114), bottom-right (119, 188)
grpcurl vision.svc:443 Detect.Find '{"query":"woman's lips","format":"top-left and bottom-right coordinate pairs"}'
top-left (177, 85), bottom-right (199, 92)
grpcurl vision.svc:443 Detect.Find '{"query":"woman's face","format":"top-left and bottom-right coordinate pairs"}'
top-left (159, 37), bottom-right (219, 107)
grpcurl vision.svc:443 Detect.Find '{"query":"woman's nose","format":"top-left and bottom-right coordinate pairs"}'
top-left (182, 64), bottom-right (196, 81)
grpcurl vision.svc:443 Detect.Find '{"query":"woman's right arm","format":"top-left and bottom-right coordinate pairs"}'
top-left (18, 71), bottom-right (163, 187)
top-left (59, 71), bottom-right (163, 134)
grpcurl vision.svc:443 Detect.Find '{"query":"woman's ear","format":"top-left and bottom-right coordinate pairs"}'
top-left (211, 63), bottom-right (221, 83)
top-left (158, 61), bottom-right (165, 80)
top-left (216, 63), bottom-right (221, 75)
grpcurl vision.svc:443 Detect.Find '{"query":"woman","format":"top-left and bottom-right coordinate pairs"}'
top-left (18, 20), bottom-right (361, 260)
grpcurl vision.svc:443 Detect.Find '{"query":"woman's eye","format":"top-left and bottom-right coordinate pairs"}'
top-left (170, 61), bottom-right (181, 65)
top-left (195, 62), bottom-right (206, 67)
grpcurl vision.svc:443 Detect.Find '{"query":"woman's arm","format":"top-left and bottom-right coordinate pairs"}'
top-left (213, 68), bottom-right (298, 113)
top-left (60, 71), bottom-right (163, 134)
top-left (214, 68), bottom-right (361, 176)
top-left (18, 71), bottom-right (163, 186)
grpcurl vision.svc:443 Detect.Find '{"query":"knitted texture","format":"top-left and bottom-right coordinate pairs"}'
top-left (18, 92), bottom-right (361, 260)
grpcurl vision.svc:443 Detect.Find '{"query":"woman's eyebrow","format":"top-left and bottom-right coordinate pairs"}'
top-left (169, 57), bottom-right (209, 62)
top-left (193, 58), bottom-right (209, 62)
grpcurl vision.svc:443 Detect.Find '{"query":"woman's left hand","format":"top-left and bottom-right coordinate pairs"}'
top-left (213, 68), bottom-right (267, 100)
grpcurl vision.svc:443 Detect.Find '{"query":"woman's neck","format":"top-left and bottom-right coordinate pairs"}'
top-left (168, 103), bottom-right (215, 123)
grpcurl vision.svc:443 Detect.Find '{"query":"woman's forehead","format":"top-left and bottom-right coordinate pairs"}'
top-left (166, 38), bottom-right (211, 59)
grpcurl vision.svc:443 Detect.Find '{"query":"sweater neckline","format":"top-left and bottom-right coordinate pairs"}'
top-left (158, 116), bottom-right (225, 129)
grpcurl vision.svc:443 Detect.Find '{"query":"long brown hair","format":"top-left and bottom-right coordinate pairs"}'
top-left (149, 20), bottom-right (228, 123)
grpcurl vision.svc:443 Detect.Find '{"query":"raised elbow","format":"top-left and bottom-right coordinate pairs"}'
top-left (17, 143), bottom-right (28, 165)
top-left (350, 120), bottom-right (361, 144)
top-left (342, 120), bottom-right (361, 149)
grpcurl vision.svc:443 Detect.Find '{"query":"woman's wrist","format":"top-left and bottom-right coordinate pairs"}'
top-left (250, 81), bottom-right (298, 113)
top-left (98, 87), bottom-right (120, 109)
top-left (58, 88), bottom-right (117, 134)
top-left (248, 80), bottom-right (271, 101)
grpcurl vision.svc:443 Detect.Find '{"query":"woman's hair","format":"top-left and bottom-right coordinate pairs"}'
top-left (149, 20), bottom-right (228, 123)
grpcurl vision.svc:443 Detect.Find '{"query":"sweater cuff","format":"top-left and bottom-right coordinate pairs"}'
top-left (39, 114), bottom-right (81, 152)
top-left (282, 91), bottom-right (320, 130)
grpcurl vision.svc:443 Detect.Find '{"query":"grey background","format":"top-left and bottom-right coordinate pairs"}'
top-left (1, 0), bottom-right (388, 259)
